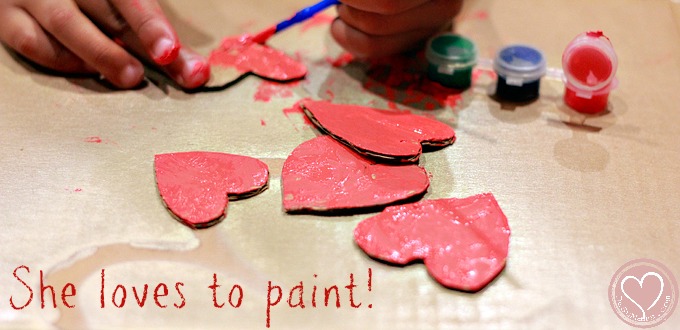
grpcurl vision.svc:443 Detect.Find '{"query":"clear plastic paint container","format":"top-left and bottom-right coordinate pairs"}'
top-left (425, 33), bottom-right (477, 89)
top-left (493, 44), bottom-right (546, 102)
top-left (562, 31), bottom-right (618, 113)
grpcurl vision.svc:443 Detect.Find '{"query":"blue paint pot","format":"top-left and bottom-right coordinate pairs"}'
top-left (493, 45), bottom-right (546, 102)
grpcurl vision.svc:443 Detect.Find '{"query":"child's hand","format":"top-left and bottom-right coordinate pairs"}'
top-left (0, 0), bottom-right (209, 89)
top-left (331, 0), bottom-right (463, 58)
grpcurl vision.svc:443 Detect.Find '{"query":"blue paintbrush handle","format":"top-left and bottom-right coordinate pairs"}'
top-left (276, 0), bottom-right (341, 32)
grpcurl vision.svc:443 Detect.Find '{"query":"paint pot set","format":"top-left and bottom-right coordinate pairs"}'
top-left (424, 31), bottom-right (618, 113)
top-left (424, 33), bottom-right (546, 101)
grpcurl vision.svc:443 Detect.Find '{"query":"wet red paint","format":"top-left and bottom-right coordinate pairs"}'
top-left (566, 46), bottom-right (612, 88)
top-left (153, 44), bottom-right (180, 66)
top-left (325, 89), bottom-right (335, 101)
top-left (300, 13), bottom-right (334, 32)
top-left (282, 100), bottom-right (314, 126)
top-left (184, 60), bottom-right (210, 89)
top-left (74, 188), bottom-right (82, 192)
top-left (84, 136), bottom-right (102, 144)
top-left (254, 80), bottom-right (298, 102)
top-left (154, 152), bottom-right (269, 228)
top-left (456, 10), bottom-right (489, 22)
top-left (251, 26), bottom-right (277, 44)
top-left (354, 193), bottom-right (511, 292)
top-left (208, 36), bottom-right (307, 81)
top-left (325, 52), bottom-right (355, 67)
top-left (301, 100), bottom-right (456, 162)
top-left (363, 55), bottom-right (464, 110)
top-left (472, 68), bottom-right (496, 82)
top-left (282, 136), bottom-right (429, 213)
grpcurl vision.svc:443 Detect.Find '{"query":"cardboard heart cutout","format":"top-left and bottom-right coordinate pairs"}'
top-left (354, 193), bottom-right (510, 292)
top-left (301, 100), bottom-right (456, 162)
top-left (154, 152), bottom-right (269, 228)
top-left (282, 136), bottom-right (430, 213)
top-left (206, 36), bottom-right (307, 88)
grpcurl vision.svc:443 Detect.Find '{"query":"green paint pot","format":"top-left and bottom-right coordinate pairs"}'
top-left (425, 33), bottom-right (477, 89)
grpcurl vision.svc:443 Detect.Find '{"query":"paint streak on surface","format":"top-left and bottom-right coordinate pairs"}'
top-left (282, 99), bottom-right (314, 127)
top-left (364, 55), bottom-right (464, 110)
top-left (254, 81), bottom-right (298, 102)
top-left (325, 52), bottom-right (355, 67)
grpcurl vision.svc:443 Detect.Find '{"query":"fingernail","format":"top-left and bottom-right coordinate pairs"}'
top-left (182, 59), bottom-right (210, 89)
top-left (152, 37), bottom-right (179, 65)
top-left (120, 65), bottom-right (144, 88)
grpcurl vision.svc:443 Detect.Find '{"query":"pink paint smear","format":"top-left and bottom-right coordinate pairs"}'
top-left (456, 10), bottom-right (489, 22)
top-left (282, 99), bottom-right (314, 127)
top-left (254, 80), bottom-right (299, 102)
top-left (325, 52), bottom-right (355, 68)
top-left (363, 54), bottom-right (465, 110)
top-left (83, 136), bottom-right (118, 145)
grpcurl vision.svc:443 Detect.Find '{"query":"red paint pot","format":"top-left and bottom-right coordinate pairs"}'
top-left (562, 31), bottom-right (618, 114)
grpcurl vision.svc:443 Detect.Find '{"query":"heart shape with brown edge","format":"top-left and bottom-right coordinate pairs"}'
top-left (154, 152), bottom-right (269, 228)
top-left (354, 193), bottom-right (510, 292)
top-left (282, 136), bottom-right (430, 213)
top-left (300, 99), bottom-right (456, 162)
top-left (205, 35), bottom-right (307, 88)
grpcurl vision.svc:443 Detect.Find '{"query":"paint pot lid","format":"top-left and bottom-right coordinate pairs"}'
top-left (426, 33), bottom-right (477, 68)
top-left (493, 44), bottom-right (546, 86)
top-left (562, 31), bottom-right (618, 92)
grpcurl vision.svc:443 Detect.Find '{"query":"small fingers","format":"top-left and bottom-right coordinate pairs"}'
top-left (331, 18), bottom-right (440, 58)
top-left (337, 0), bottom-right (461, 36)
top-left (108, 0), bottom-right (179, 65)
top-left (337, 0), bottom-right (430, 15)
top-left (78, 0), bottom-right (208, 89)
top-left (24, 0), bottom-right (144, 88)
top-left (332, 0), bottom-right (462, 58)
top-left (96, 15), bottom-right (209, 90)
top-left (162, 48), bottom-right (210, 90)
top-left (0, 6), bottom-right (94, 73)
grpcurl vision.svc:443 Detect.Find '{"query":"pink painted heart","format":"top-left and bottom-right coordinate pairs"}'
top-left (206, 35), bottom-right (307, 87)
top-left (300, 100), bottom-right (456, 162)
top-left (354, 193), bottom-right (511, 291)
top-left (282, 136), bottom-right (430, 213)
top-left (154, 152), bottom-right (269, 228)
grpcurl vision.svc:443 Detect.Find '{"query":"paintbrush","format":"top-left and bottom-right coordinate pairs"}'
top-left (205, 0), bottom-right (340, 88)
top-left (250, 0), bottom-right (341, 44)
